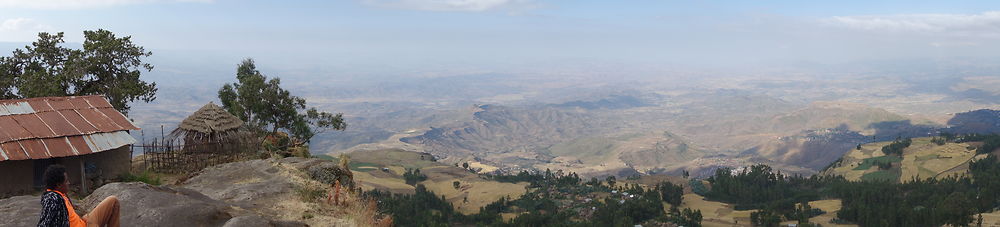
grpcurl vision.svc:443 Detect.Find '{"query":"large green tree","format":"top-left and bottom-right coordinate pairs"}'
top-left (0, 30), bottom-right (157, 114)
top-left (218, 58), bottom-right (346, 144)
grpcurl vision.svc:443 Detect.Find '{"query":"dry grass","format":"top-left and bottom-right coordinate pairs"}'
top-left (421, 166), bottom-right (529, 214)
top-left (344, 149), bottom-right (528, 214)
top-left (779, 199), bottom-right (857, 227)
top-left (352, 171), bottom-right (414, 194)
top-left (467, 161), bottom-right (499, 174)
top-left (681, 194), bottom-right (754, 227)
top-left (341, 196), bottom-right (394, 227)
top-left (291, 171), bottom-right (393, 227)
top-left (900, 138), bottom-right (976, 181)
top-left (978, 210), bottom-right (1000, 227)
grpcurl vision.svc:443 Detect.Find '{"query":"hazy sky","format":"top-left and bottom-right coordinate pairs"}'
top-left (2, 0), bottom-right (1000, 81)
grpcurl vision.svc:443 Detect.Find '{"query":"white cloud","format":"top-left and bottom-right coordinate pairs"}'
top-left (0, 0), bottom-right (212, 10)
top-left (0, 18), bottom-right (54, 42)
top-left (826, 11), bottom-right (1000, 37)
top-left (362, 0), bottom-right (533, 12)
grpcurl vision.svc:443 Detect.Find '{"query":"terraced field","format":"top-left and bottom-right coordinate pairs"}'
top-left (343, 149), bottom-right (529, 214)
top-left (823, 137), bottom-right (983, 183)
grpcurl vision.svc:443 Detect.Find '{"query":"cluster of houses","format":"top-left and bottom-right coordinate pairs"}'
top-left (0, 95), bottom-right (245, 197)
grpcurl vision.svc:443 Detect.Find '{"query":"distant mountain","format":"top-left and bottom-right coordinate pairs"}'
top-left (946, 109), bottom-right (1000, 134)
top-left (551, 95), bottom-right (650, 110)
top-left (400, 104), bottom-right (612, 167)
top-left (743, 128), bottom-right (867, 170)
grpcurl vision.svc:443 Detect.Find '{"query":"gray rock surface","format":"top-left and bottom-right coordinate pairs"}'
top-left (180, 158), bottom-right (336, 225)
top-left (277, 157), bottom-right (328, 171)
top-left (81, 182), bottom-right (236, 227)
top-left (180, 159), bottom-right (301, 208)
top-left (223, 215), bottom-right (309, 227)
top-left (0, 158), bottom-right (332, 227)
top-left (0, 195), bottom-right (42, 227)
top-left (223, 215), bottom-right (272, 227)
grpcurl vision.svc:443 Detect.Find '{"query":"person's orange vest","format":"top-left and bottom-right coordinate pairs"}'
top-left (47, 189), bottom-right (87, 227)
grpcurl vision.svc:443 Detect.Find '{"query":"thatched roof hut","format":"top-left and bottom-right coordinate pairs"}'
top-left (167, 102), bottom-right (244, 144)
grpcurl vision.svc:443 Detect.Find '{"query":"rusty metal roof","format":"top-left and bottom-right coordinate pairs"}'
top-left (0, 96), bottom-right (139, 162)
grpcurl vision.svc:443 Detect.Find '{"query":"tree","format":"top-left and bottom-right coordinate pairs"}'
top-left (0, 30), bottom-right (157, 114)
top-left (881, 137), bottom-right (912, 156)
top-left (657, 181), bottom-right (684, 207)
top-left (453, 181), bottom-right (461, 189)
top-left (218, 58), bottom-right (346, 144)
top-left (675, 208), bottom-right (703, 227)
top-left (462, 162), bottom-right (470, 169)
top-left (404, 168), bottom-right (427, 185)
top-left (938, 192), bottom-right (975, 227)
top-left (751, 209), bottom-right (782, 227)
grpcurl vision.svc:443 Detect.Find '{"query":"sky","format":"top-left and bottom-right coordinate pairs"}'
top-left (2, 0), bottom-right (1000, 84)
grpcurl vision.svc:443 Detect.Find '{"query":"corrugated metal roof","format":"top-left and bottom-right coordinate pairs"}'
top-left (0, 102), bottom-right (35, 116)
top-left (0, 96), bottom-right (139, 162)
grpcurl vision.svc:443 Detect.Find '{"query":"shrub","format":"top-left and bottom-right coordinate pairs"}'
top-left (309, 162), bottom-right (353, 186)
top-left (290, 146), bottom-right (311, 158)
top-left (119, 170), bottom-right (162, 185)
top-left (403, 168), bottom-right (427, 185)
top-left (296, 184), bottom-right (325, 202)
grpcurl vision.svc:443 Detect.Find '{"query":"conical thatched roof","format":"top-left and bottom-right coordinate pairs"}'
top-left (175, 102), bottom-right (244, 134)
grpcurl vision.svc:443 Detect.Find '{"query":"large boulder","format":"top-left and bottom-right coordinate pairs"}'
top-left (81, 182), bottom-right (236, 227)
top-left (277, 157), bottom-right (329, 171)
top-left (0, 195), bottom-right (42, 226)
top-left (180, 157), bottom-right (338, 225)
top-left (180, 159), bottom-right (302, 208)
top-left (222, 214), bottom-right (309, 227)
top-left (308, 161), bottom-right (354, 186)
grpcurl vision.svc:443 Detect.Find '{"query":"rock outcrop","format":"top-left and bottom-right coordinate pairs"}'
top-left (0, 157), bottom-right (347, 227)
top-left (0, 195), bottom-right (43, 226)
top-left (82, 182), bottom-right (236, 227)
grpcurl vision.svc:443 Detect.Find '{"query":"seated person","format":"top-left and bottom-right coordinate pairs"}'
top-left (37, 165), bottom-right (120, 227)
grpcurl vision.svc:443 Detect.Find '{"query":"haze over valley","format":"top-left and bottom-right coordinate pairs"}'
top-left (108, 59), bottom-right (1000, 178)
top-left (4, 1), bottom-right (1000, 226)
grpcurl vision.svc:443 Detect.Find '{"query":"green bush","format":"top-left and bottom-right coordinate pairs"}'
top-left (119, 170), bottom-right (162, 185)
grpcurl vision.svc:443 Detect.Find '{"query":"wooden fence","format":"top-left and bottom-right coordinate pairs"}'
top-left (133, 136), bottom-right (262, 174)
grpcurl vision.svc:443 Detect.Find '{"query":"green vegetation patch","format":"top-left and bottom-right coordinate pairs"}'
top-left (853, 156), bottom-right (903, 170)
top-left (860, 168), bottom-right (901, 182)
top-left (119, 170), bottom-right (162, 185)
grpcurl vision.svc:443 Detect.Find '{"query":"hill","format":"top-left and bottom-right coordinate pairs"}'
top-left (744, 128), bottom-right (868, 171)
top-left (398, 104), bottom-right (619, 173)
top-left (946, 109), bottom-right (1000, 134)
top-left (341, 149), bottom-right (530, 214)
top-left (393, 93), bottom-right (920, 177)
top-left (822, 137), bottom-right (988, 183)
top-left (531, 131), bottom-right (717, 178)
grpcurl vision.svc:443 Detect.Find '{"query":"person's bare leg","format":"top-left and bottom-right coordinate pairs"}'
top-left (83, 196), bottom-right (120, 227)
